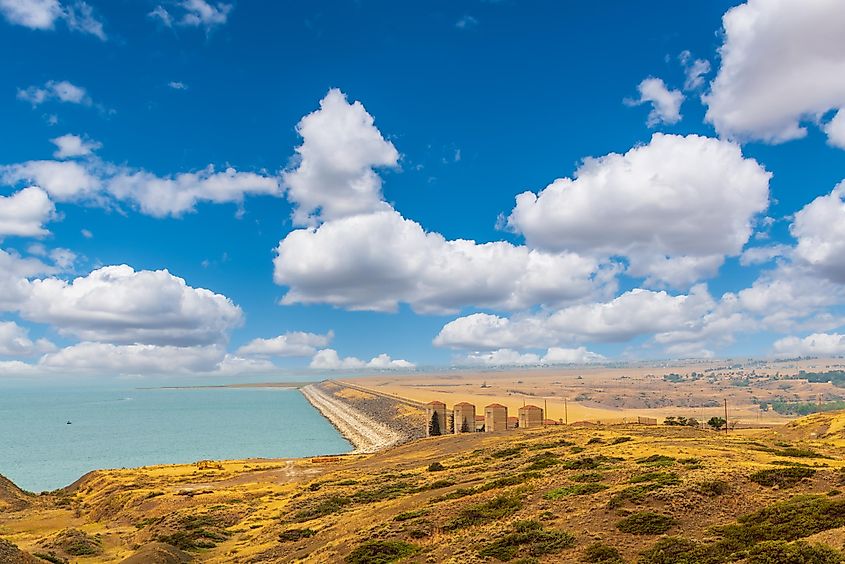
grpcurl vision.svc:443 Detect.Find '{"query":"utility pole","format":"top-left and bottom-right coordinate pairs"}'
top-left (724, 398), bottom-right (729, 434)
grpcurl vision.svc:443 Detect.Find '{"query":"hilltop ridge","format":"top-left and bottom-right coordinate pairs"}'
top-left (1, 410), bottom-right (845, 562)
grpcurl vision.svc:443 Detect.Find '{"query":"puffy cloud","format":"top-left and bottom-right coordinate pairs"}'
top-left (541, 346), bottom-right (606, 364)
top-left (106, 165), bottom-right (280, 217)
top-left (435, 285), bottom-right (716, 350)
top-left (275, 89), bottom-right (616, 314)
top-left (0, 321), bottom-right (54, 356)
top-left (51, 133), bottom-right (100, 158)
top-left (458, 346), bottom-right (604, 367)
top-left (460, 349), bottom-right (541, 366)
top-left (168, 81), bottom-right (188, 90)
top-left (366, 353), bottom-right (415, 369)
top-left (17, 80), bottom-right (90, 107)
top-left (236, 331), bottom-right (333, 357)
top-left (679, 51), bottom-right (711, 91)
top-left (0, 360), bottom-right (36, 376)
top-left (625, 78), bottom-right (684, 126)
top-left (1, 160), bottom-right (100, 201)
top-left (62, 1), bottom-right (104, 39)
top-left (0, 187), bottom-right (55, 239)
top-left (0, 0), bottom-right (103, 37)
top-left (19, 265), bottom-right (243, 346)
top-left (739, 244), bottom-right (791, 266)
top-left (734, 264), bottom-right (845, 332)
top-left (773, 333), bottom-right (845, 358)
top-left (283, 89), bottom-right (399, 226)
top-left (0, 0), bottom-right (60, 29)
top-left (275, 208), bottom-right (607, 314)
top-left (1, 158), bottom-right (280, 216)
top-left (507, 133), bottom-right (771, 287)
top-left (704, 0), bottom-right (845, 144)
top-left (39, 342), bottom-right (226, 374)
top-left (791, 181), bottom-right (845, 283)
top-left (149, 0), bottom-right (232, 31)
top-left (825, 110), bottom-right (845, 149)
top-left (0, 249), bottom-right (53, 311)
top-left (309, 348), bottom-right (414, 370)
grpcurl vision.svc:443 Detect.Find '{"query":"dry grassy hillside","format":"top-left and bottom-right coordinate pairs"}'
top-left (3, 413), bottom-right (845, 563)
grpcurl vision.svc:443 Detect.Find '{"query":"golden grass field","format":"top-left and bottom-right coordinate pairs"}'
top-left (3, 397), bottom-right (845, 563)
top-left (350, 357), bottom-right (845, 427)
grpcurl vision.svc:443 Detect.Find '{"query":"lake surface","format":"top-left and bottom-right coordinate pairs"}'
top-left (0, 385), bottom-right (352, 492)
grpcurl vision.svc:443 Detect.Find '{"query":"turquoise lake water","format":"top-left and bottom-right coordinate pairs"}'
top-left (0, 385), bottom-right (352, 492)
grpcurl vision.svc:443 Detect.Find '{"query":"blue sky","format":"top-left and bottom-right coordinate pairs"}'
top-left (2, 0), bottom-right (845, 377)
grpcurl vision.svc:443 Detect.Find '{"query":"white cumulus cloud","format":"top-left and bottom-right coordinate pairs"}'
top-left (0, 0), bottom-right (103, 38)
top-left (283, 88), bottom-right (399, 226)
top-left (791, 181), bottom-right (845, 283)
top-left (507, 133), bottom-right (771, 287)
top-left (149, 0), bottom-right (232, 31)
top-left (704, 0), bottom-right (845, 145)
top-left (0, 187), bottom-right (56, 239)
top-left (435, 285), bottom-right (717, 350)
top-left (0, 321), bottom-right (54, 357)
top-left (17, 80), bottom-right (91, 106)
top-left (626, 77), bottom-right (684, 126)
top-left (19, 265), bottom-right (243, 346)
top-left (309, 348), bottom-right (414, 370)
top-left (274, 208), bottom-right (607, 314)
top-left (773, 333), bottom-right (845, 358)
top-left (1, 158), bottom-right (280, 216)
top-left (236, 331), bottom-right (333, 357)
top-left (51, 133), bottom-right (101, 158)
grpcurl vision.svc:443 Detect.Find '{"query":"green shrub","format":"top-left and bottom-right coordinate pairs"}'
top-left (345, 540), bottom-right (418, 564)
top-left (32, 553), bottom-right (66, 564)
top-left (394, 509), bottom-right (428, 521)
top-left (424, 479), bottom-right (455, 490)
top-left (561, 456), bottom-right (615, 470)
top-left (581, 542), bottom-right (623, 563)
top-left (629, 472), bottom-right (679, 486)
top-left (529, 439), bottom-right (575, 449)
top-left (291, 494), bottom-right (351, 522)
top-left (544, 483), bottom-right (608, 499)
top-left (351, 482), bottom-right (415, 503)
top-left (616, 512), bottom-right (676, 535)
top-left (745, 540), bottom-right (843, 563)
top-left (526, 452), bottom-right (560, 470)
top-left (586, 437), bottom-right (604, 445)
top-left (749, 467), bottom-right (815, 488)
top-left (572, 472), bottom-right (604, 483)
top-left (480, 472), bottom-right (540, 492)
top-left (478, 520), bottom-right (575, 561)
top-left (279, 528), bottom-right (315, 542)
top-left (492, 447), bottom-right (524, 459)
top-left (636, 455), bottom-right (675, 467)
top-left (607, 483), bottom-right (663, 509)
top-left (637, 537), bottom-right (712, 564)
top-left (427, 462), bottom-right (446, 472)
top-left (444, 494), bottom-right (522, 530)
top-left (714, 495), bottom-right (845, 547)
top-left (611, 436), bottom-right (632, 445)
top-left (694, 479), bottom-right (729, 497)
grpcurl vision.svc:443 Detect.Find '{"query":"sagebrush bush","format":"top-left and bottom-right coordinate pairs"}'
top-left (616, 512), bottom-right (676, 535)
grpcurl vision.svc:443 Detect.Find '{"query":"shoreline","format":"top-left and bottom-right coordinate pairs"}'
top-left (299, 383), bottom-right (405, 453)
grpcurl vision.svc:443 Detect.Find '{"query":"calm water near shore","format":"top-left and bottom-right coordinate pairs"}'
top-left (0, 384), bottom-right (352, 492)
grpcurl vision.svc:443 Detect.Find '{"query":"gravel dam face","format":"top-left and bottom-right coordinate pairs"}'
top-left (300, 381), bottom-right (425, 453)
